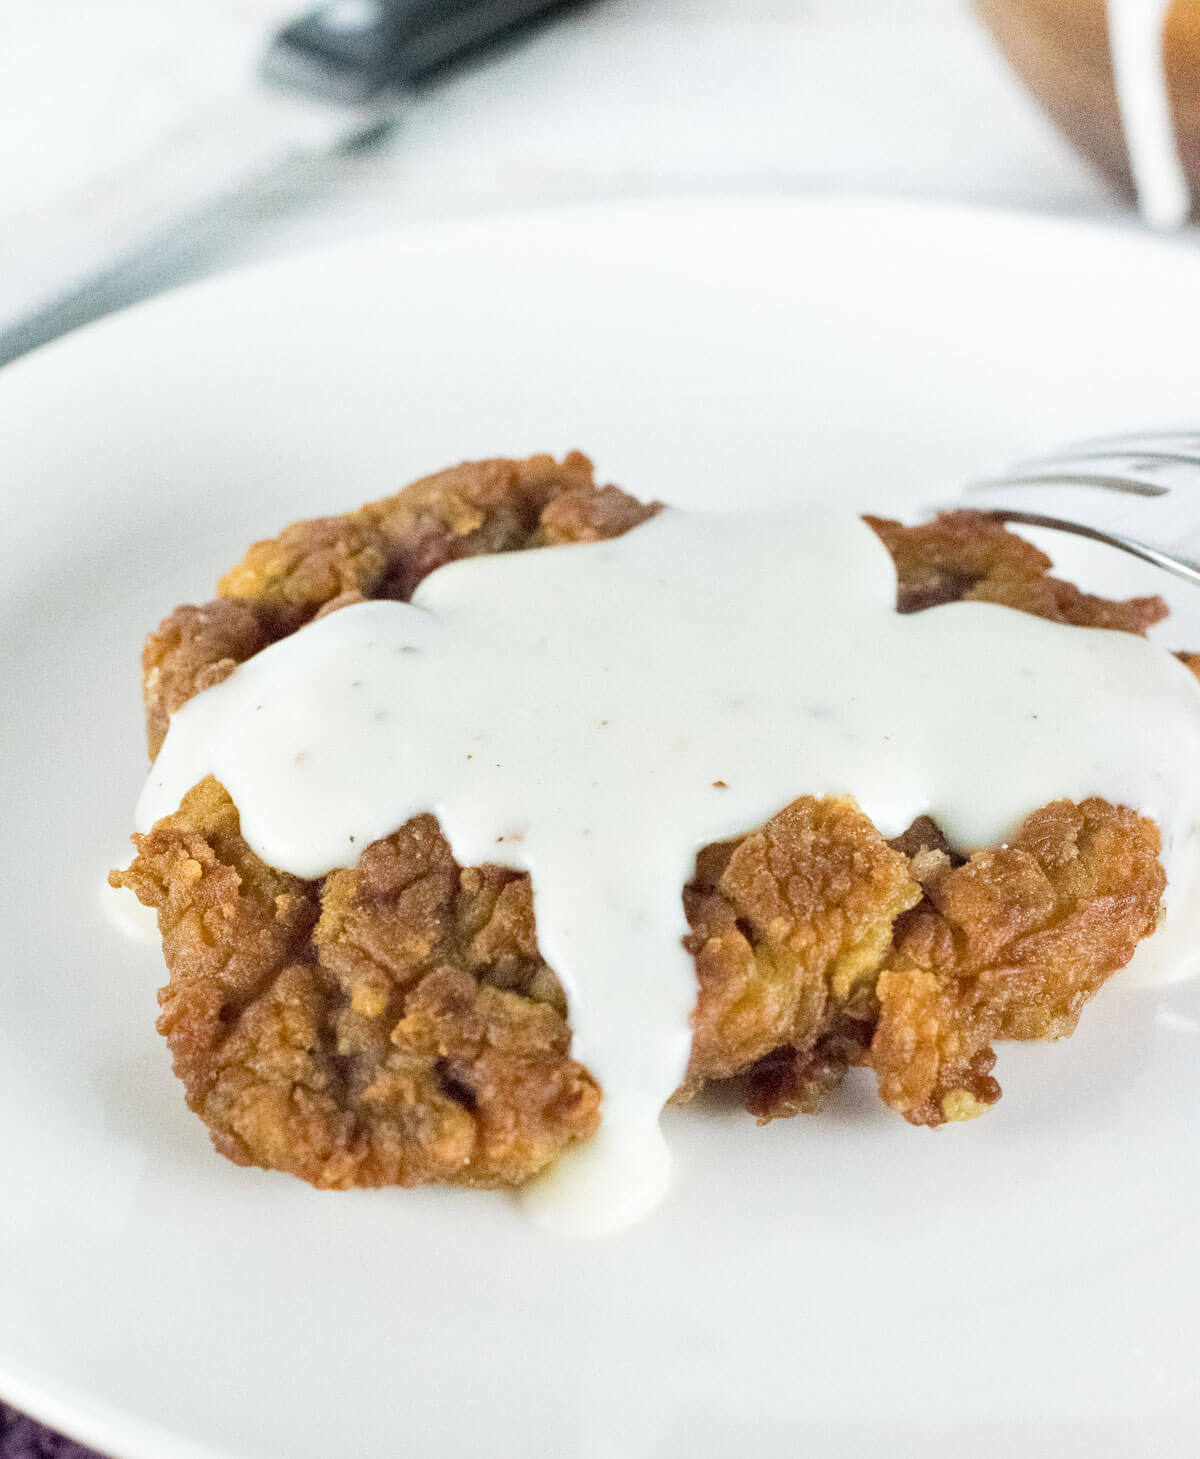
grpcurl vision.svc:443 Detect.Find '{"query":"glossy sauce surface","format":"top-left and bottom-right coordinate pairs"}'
top-left (139, 511), bottom-right (1200, 1232)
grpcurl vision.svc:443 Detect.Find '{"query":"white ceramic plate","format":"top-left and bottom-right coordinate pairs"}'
top-left (3, 197), bottom-right (1200, 1459)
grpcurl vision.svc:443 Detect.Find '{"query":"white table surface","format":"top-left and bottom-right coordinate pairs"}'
top-left (4, 0), bottom-right (1146, 329)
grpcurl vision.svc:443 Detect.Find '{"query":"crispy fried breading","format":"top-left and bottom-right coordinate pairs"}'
top-left (116, 461), bottom-right (1179, 1192)
top-left (866, 510), bottom-right (1168, 630)
top-left (116, 776), bottom-right (320, 1094)
top-left (360, 452), bottom-right (595, 599)
top-left (537, 482), bottom-right (661, 545)
top-left (742, 1014), bottom-right (877, 1119)
top-left (865, 510), bottom-right (1049, 612)
top-left (142, 599), bottom-right (307, 759)
top-left (113, 781), bottom-right (600, 1188)
top-left (140, 454), bottom-right (656, 756)
top-left (682, 798), bottom-right (920, 1088)
top-left (965, 572), bottom-right (1167, 632)
top-left (700, 799), bottom-right (1164, 1127)
top-left (735, 818), bottom-right (952, 1119)
top-left (870, 799), bottom-right (1164, 1126)
top-left (218, 516), bottom-right (389, 606)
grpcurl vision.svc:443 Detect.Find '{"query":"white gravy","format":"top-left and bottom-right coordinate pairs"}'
top-left (1108, 0), bottom-right (1191, 228)
top-left (137, 511), bottom-right (1200, 1233)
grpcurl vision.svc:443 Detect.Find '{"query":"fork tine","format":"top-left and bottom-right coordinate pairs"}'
top-left (950, 509), bottom-right (1200, 589)
top-left (973, 446), bottom-right (1200, 498)
top-left (937, 430), bottom-right (1200, 586)
top-left (1065, 429), bottom-right (1200, 451)
top-left (967, 471), bottom-right (1167, 496)
top-left (1017, 448), bottom-right (1200, 471)
top-left (948, 471), bottom-right (1200, 568)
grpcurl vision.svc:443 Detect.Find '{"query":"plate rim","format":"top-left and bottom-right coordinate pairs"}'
top-left (5, 190), bottom-right (1200, 1459)
top-left (4, 188), bottom-right (1198, 394)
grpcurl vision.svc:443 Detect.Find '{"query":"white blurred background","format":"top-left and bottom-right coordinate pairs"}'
top-left (3, 0), bottom-right (1124, 322)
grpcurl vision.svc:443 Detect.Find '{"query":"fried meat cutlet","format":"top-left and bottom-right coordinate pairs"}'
top-left (113, 455), bottom-right (1175, 1189)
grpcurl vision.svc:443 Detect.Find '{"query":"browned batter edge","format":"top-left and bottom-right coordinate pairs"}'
top-left (112, 454), bottom-right (1178, 1189)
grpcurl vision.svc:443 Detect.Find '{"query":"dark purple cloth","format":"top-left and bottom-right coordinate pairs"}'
top-left (0, 1406), bottom-right (102, 1459)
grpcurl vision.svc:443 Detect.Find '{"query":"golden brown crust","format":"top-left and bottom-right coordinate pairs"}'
top-left (870, 799), bottom-right (1164, 1126)
top-left (965, 572), bottom-right (1168, 633)
top-left (358, 452), bottom-right (594, 599)
top-left (141, 599), bottom-right (308, 759)
top-left (866, 510), bottom-right (1168, 631)
top-left (113, 781), bottom-right (600, 1188)
top-left (866, 510), bottom-right (1049, 613)
top-left (115, 777), bottom-right (321, 1096)
top-left (682, 797), bottom-right (921, 1088)
top-left (218, 516), bottom-right (389, 607)
top-left (116, 784), bottom-right (1164, 1179)
top-left (140, 454), bottom-right (658, 756)
top-left (537, 482), bottom-right (661, 545)
top-left (117, 464), bottom-right (1178, 1190)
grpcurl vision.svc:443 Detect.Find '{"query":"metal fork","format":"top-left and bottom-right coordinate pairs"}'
top-left (942, 431), bottom-right (1200, 589)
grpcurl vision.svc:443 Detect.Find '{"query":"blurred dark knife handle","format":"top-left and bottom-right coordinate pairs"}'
top-left (270, 0), bottom-right (585, 100)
